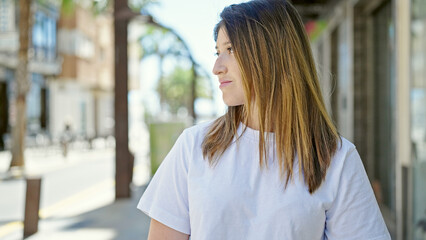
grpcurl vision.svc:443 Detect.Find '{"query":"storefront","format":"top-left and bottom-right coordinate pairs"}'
top-left (309, 0), bottom-right (426, 239)
top-left (410, 0), bottom-right (426, 238)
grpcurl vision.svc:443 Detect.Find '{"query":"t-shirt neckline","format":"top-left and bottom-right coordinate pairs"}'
top-left (237, 122), bottom-right (276, 142)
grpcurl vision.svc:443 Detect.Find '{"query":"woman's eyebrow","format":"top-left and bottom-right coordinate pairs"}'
top-left (215, 41), bottom-right (232, 49)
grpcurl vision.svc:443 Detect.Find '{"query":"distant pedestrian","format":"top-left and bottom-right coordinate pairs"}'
top-left (60, 123), bottom-right (73, 157)
top-left (138, 0), bottom-right (391, 239)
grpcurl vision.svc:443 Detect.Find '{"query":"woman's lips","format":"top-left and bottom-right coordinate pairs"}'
top-left (219, 81), bottom-right (232, 88)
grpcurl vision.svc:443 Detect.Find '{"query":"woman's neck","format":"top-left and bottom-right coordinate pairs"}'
top-left (245, 104), bottom-right (273, 132)
top-left (247, 111), bottom-right (260, 130)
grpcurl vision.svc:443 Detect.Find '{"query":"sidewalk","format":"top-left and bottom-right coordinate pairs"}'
top-left (0, 140), bottom-right (115, 178)
top-left (0, 139), bottom-right (152, 240)
top-left (27, 185), bottom-right (151, 240)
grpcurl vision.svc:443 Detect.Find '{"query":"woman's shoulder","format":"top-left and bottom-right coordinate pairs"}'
top-left (173, 120), bottom-right (216, 159)
top-left (336, 136), bottom-right (356, 155)
top-left (314, 137), bottom-right (367, 199)
top-left (327, 136), bottom-right (363, 179)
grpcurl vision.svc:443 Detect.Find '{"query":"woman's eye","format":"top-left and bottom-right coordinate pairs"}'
top-left (214, 47), bottom-right (233, 57)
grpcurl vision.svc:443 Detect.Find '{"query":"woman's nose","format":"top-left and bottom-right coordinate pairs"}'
top-left (212, 57), bottom-right (227, 75)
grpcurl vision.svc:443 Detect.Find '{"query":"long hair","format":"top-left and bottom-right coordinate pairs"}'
top-left (202, 0), bottom-right (340, 193)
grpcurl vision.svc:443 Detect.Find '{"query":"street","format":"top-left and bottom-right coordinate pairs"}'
top-left (0, 142), bottom-right (151, 240)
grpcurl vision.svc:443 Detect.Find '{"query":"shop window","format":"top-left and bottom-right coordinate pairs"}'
top-left (411, 0), bottom-right (426, 238)
top-left (372, 0), bottom-right (396, 213)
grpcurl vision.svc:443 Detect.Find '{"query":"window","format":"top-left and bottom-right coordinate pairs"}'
top-left (32, 9), bottom-right (57, 61)
top-left (0, 0), bottom-right (13, 32)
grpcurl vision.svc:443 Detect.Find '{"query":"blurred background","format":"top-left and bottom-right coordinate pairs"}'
top-left (0, 0), bottom-right (424, 239)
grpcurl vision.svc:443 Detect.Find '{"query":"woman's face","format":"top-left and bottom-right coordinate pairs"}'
top-left (212, 28), bottom-right (245, 106)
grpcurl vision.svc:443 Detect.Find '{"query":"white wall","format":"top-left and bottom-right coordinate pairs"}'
top-left (96, 91), bottom-right (114, 137)
top-left (49, 80), bottom-right (95, 141)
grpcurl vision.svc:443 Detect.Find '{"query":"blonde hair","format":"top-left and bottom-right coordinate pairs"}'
top-left (202, 0), bottom-right (340, 193)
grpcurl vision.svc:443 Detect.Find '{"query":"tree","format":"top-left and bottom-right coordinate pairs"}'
top-left (139, 26), bottom-right (188, 111)
top-left (58, 0), bottom-right (157, 199)
top-left (158, 66), bottom-right (212, 115)
top-left (9, 0), bottom-right (76, 171)
top-left (9, 0), bottom-right (32, 170)
top-left (7, 0), bottom-right (153, 169)
top-left (61, 0), bottom-right (159, 199)
top-left (9, 0), bottom-right (166, 202)
top-left (139, 24), bottom-right (211, 122)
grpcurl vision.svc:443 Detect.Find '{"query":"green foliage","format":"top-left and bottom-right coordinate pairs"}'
top-left (157, 67), bottom-right (192, 114)
top-left (60, 0), bottom-right (75, 15)
top-left (139, 26), bottom-right (187, 60)
top-left (136, 8), bottom-right (213, 119)
top-left (56, 0), bottom-right (159, 16)
top-left (91, 0), bottom-right (110, 14)
top-left (149, 122), bottom-right (185, 175)
top-left (196, 71), bottom-right (213, 100)
top-left (157, 66), bottom-right (212, 114)
top-left (413, 0), bottom-right (426, 18)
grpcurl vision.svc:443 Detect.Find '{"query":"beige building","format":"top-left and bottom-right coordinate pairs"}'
top-left (0, 0), bottom-right (61, 149)
top-left (52, 5), bottom-right (115, 141)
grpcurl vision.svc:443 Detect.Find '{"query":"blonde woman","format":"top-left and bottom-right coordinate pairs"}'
top-left (138, 0), bottom-right (391, 239)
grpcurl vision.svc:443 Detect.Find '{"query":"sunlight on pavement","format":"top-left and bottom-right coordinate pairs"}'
top-left (0, 221), bottom-right (23, 239)
top-left (29, 229), bottom-right (117, 240)
top-left (0, 143), bottom-right (150, 239)
top-left (39, 179), bottom-right (115, 219)
top-left (0, 163), bottom-right (148, 239)
top-left (0, 179), bottom-right (115, 239)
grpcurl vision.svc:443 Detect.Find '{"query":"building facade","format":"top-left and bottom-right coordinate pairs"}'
top-left (308, 0), bottom-right (426, 239)
top-left (0, 0), bottom-right (61, 149)
top-left (55, 5), bottom-right (115, 142)
top-left (0, 0), bottom-right (116, 149)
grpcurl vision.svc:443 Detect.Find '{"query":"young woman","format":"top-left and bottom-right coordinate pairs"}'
top-left (138, 0), bottom-right (391, 239)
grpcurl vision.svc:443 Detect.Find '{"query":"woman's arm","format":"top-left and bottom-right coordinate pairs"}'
top-left (148, 219), bottom-right (190, 240)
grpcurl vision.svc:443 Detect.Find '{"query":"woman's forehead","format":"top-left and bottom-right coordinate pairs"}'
top-left (216, 28), bottom-right (231, 46)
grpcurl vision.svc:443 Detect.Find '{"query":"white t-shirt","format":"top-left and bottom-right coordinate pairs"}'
top-left (137, 121), bottom-right (391, 240)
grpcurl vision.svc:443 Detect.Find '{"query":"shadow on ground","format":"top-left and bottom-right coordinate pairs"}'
top-left (32, 184), bottom-right (151, 240)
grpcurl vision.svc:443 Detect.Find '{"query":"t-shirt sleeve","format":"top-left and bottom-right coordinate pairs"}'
top-left (137, 130), bottom-right (191, 235)
top-left (324, 148), bottom-right (391, 240)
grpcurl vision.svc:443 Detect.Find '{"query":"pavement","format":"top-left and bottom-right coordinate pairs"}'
top-left (0, 138), bottom-right (153, 240)
top-left (26, 184), bottom-right (151, 240)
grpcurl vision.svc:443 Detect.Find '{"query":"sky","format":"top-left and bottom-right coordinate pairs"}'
top-left (148, 0), bottom-right (246, 75)
top-left (134, 0), bottom-right (247, 118)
